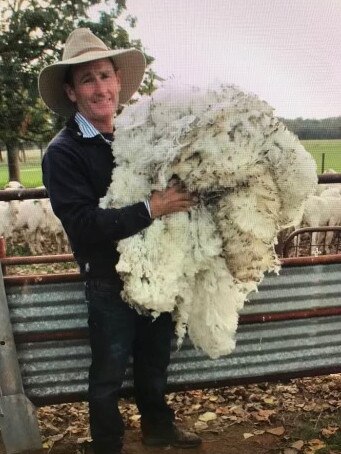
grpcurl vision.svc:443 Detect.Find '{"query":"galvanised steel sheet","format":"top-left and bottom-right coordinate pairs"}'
top-left (6, 264), bottom-right (341, 335)
top-left (16, 315), bottom-right (341, 403)
top-left (5, 262), bottom-right (341, 404)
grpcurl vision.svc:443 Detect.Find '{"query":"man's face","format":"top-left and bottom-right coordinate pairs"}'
top-left (64, 58), bottom-right (121, 130)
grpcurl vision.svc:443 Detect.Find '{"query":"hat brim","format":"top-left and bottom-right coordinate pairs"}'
top-left (38, 49), bottom-right (146, 118)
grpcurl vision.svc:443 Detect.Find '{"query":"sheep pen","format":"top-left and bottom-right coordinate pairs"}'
top-left (100, 83), bottom-right (318, 359)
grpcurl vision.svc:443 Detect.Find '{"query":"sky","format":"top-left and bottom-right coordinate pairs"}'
top-left (91, 0), bottom-right (341, 119)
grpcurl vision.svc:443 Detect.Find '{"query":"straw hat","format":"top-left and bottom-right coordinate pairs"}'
top-left (38, 28), bottom-right (146, 118)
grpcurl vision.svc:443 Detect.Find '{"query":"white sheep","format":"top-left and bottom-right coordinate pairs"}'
top-left (0, 201), bottom-right (19, 241)
top-left (300, 195), bottom-right (341, 253)
top-left (0, 182), bottom-right (22, 243)
top-left (40, 199), bottom-right (70, 253)
top-left (12, 199), bottom-right (47, 254)
top-left (1, 181), bottom-right (69, 254)
top-left (4, 180), bottom-right (24, 190)
top-left (319, 187), bottom-right (341, 198)
top-left (2, 198), bottom-right (69, 255)
top-left (101, 83), bottom-right (317, 358)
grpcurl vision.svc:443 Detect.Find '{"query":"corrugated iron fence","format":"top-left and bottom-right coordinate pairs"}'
top-left (1, 255), bottom-right (341, 453)
top-left (4, 258), bottom-right (341, 405)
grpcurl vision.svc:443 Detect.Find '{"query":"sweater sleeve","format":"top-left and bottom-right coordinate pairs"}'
top-left (42, 145), bottom-right (152, 246)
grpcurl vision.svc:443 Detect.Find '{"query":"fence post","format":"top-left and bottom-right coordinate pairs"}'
top-left (321, 153), bottom-right (325, 173)
top-left (0, 237), bottom-right (7, 276)
top-left (0, 266), bottom-right (42, 453)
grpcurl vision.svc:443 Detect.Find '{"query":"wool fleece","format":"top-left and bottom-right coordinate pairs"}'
top-left (100, 83), bottom-right (317, 359)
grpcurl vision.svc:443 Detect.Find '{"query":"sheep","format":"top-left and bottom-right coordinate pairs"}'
top-left (298, 195), bottom-right (341, 254)
top-left (319, 187), bottom-right (341, 198)
top-left (12, 199), bottom-right (47, 254)
top-left (0, 201), bottom-right (19, 241)
top-left (100, 82), bottom-right (317, 359)
top-left (39, 199), bottom-right (70, 253)
top-left (1, 181), bottom-right (69, 254)
top-left (1, 198), bottom-right (69, 255)
top-left (0, 182), bottom-right (22, 243)
top-left (4, 180), bottom-right (24, 190)
top-left (290, 170), bottom-right (341, 254)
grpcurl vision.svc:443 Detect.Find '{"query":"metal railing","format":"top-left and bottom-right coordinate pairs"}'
top-left (282, 226), bottom-right (341, 258)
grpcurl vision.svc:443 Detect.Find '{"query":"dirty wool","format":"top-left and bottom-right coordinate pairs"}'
top-left (100, 83), bottom-right (317, 359)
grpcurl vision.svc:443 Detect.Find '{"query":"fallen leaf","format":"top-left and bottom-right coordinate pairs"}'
top-left (215, 406), bottom-right (231, 415)
top-left (291, 440), bottom-right (304, 450)
top-left (305, 438), bottom-right (326, 453)
top-left (130, 415), bottom-right (141, 422)
top-left (266, 426), bottom-right (285, 436)
top-left (321, 426), bottom-right (339, 438)
top-left (44, 422), bottom-right (60, 434)
top-left (48, 434), bottom-right (64, 442)
top-left (252, 409), bottom-right (276, 422)
top-left (253, 430), bottom-right (265, 435)
top-left (303, 403), bottom-right (316, 412)
top-left (243, 433), bottom-right (254, 439)
top-left (194, 421), bottom-right (208, 430)
top-left (198, 411), bottom-right (217, 422)
top-left (191, 404), bottom-right (201, 411)
top-left (283, 449), bottom-right (297, 454)
top-left (76, 437), bottom-right (91, 444)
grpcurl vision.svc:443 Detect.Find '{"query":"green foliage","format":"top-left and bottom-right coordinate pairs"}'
top-left (280, 116), bottom-right (341, 140)
top-left (6, 240), bottom-right (31, 257)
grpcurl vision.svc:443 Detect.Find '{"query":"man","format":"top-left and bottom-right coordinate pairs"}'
top-left (39, 28), bottom-right (201, 454)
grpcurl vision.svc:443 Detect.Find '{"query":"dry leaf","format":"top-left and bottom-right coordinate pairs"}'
top-left (291, 439), bottom-right (304, 450)
top-left (283, 449), bottom-right (297, 454)
top-left (253, 409), bottom-right (276, 422)
top-left (44, 422), bottom-right (60, 434)
top-left (243, 433), bottom-right (254, 439)
top-left (266, 426), bottom-right (285, 436)
top-left (321, 426), bottom-right (339, 438)
top-left (253, 430), bottom-right (265, 435)
top-left (48, 434), bottom-right (64, 442)
top-left (215, 406), bottom-right (230, 415)
top-left (76, 437), bottom-right (91, 444)
top-left (305, 438), bottom-right (326, 453)
top-left (303, 403), bottom-right (316, 412)
top-left (308, 438), bottom-right (325, 446)
top-left (130, 415), bottom-right (141, 422)
top-left (194, 421), bottom-right (208, 431)
top-left (198, 411), bottom-right (217, 422)
top-left (191, 404), bottom-right (201, 411)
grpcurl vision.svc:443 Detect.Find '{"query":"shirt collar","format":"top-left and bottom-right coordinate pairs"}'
top-left (74, 112), bottom-right (113, 145)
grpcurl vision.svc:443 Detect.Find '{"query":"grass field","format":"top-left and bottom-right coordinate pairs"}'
top-left (0, 139), bottom-right (340, 189)
top-left (0, 148), bottom-right (43, 188)
top-left (302, 139), bottom-right (341, 173)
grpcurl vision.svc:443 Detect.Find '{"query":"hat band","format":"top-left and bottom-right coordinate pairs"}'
top-left (64, 46), bottom-right (110, 61)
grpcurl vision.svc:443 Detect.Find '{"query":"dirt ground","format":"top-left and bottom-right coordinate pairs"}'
top-left (48, 424), bottom-right (285, 454)
top-left (2, 375), bottom-right (340, 454)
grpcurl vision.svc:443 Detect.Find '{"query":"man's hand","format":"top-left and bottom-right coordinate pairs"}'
top-left (149, 184), bottom-right (198, 219)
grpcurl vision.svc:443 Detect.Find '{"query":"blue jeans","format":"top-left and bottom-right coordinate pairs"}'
top-left (86, 278), bottom-right (174, 453)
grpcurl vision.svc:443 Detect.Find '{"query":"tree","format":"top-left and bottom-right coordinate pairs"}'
top-left (280, 116), bottom-right (341, 140)
top-left (0, 0), bottom-right (156, 182)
